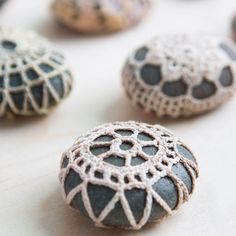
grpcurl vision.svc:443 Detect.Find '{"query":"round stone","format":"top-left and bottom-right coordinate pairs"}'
top-left (52, 0), bottom-right (151, 34)
top-left (0, 26), bottom-right (73, 117)
top-left (59, 121), bottom-right (199, 230)
top-left (122, 34), bottom-right (236, 118)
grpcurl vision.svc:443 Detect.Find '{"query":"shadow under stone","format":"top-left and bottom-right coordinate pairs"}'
top-left (101, 95), bottom-right (203, 127)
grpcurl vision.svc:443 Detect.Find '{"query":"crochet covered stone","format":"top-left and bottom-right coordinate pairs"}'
top-left (52, 0), bottom-right (151, 34)
top-left (122, 35), bottom-right (236, 118)
top-left (0, 27), bottom-right (73, 117)
top-left (59, 121), bottom-right (199, 230)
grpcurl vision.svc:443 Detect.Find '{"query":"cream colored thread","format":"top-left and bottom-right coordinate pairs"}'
top-left (122, 35), bottom-right (236, 118)
top-left (60, 121), bottom-right (199, 230)
top-left (0, 27), bottom-right (73, 117)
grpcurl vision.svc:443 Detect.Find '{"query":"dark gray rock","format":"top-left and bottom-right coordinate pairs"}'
top-left (135, 46), bottom-right (149, 61)
top-left (140, 64), bottom-right (162, 85)
top-left (177, 144), bottom-right (196, 163)
top-left (219, 66), bottom-right (233, 87)
top-left (64, 161), bottom-right (193, 227)
top-left (162, 79), bottom-right (188, 97)
top-left (122, 35), bottom-right (236, 118)
top-left (60, 122), bottom-right (198, 229)
top-left (192, 79), bottom-right (217, 99)
top-left (0, 27), bottom-right (73, 117)
top-left (2, 40), bottom-right (16, 50)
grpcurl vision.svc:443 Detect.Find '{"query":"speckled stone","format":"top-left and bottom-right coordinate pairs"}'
top-left (52, 0), bottom-right (152, 34)
top-left (0, 27), bottom-right (73, 117)
top-left (122, 34), bottom-right (236, 118)
top-left (59, 121), bottom-right (199, 230)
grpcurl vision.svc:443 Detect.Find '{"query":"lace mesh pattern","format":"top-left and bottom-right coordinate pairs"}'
top-left (122, 35), bottom-right (236, 118)
top-left (60, 121), bottom-right (199, 230)
top-left (0, 27), bottom-right (73, 117)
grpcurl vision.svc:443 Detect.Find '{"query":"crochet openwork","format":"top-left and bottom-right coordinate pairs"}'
top-left (0, 27), bottom-right (73, 117)
top-left (59, 121), bottom-right (199, 230)
top-left (52, 0), bottom-right (151, 34)
top-left (122, 35), bottom-right (236, 118)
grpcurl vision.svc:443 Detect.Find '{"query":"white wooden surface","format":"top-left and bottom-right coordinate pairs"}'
top-left (1, 0), bottom-right (236, 235)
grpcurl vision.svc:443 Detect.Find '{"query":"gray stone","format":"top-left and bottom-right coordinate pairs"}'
top-left (60, 122), bottom-right (199, 229)
top-left (122, 35), bottom-right (236, 118)
top-left (135, 46), bottom-right (149, 61)
top-left (192, 79), bottom-right (217, 100)
top-left (140, 64), bottom-right (162, 85)
top-left (0, 27), bottom-right (73, 117)
top-left (2, 40), bottom-right (16, 50)
top-left (162, 79), bottom-right (188, 97)
top-left (219, 66), bottom-right (233, 87)
top-left (177, 144), bottom-right (196, 163)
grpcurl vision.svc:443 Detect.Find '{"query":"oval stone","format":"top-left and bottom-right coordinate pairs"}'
top-left (122, 35), bottom-right (236, 118)
top-left (0, 27), bottom-right (73, 117)
top-left (52, 0), bottom-right (151, 34)
top-left (59, 121), bottom-right (199, 230)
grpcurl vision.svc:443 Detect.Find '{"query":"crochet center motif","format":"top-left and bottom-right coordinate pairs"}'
top-left (60, 122), bottom-right (199, 230)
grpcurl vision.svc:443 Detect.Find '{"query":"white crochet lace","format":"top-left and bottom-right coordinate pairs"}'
top-left (122, 35), bottom-right (236, 118)
top-left (59, 121), bottom-right (199, 230)
top-left (0, 27), bottom-right (73, 117)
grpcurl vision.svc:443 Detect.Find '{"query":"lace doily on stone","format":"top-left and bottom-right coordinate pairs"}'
top-left (52, 0), bottom-right (151, 34)
top-left (59, 121), bottom-right (199, 230)
top-left (122, 34), bottom-right (236, 118)
top-left (0, 27), bottom-right (73, 117)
